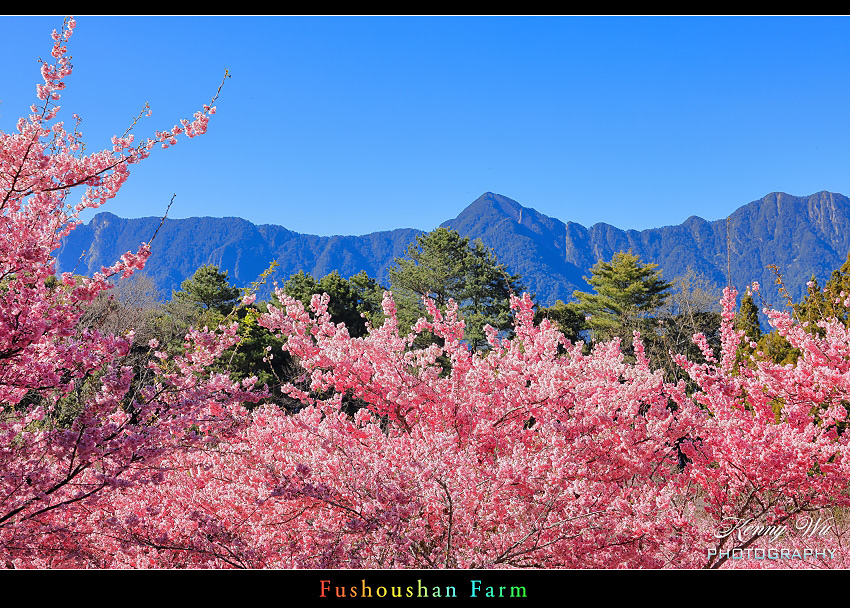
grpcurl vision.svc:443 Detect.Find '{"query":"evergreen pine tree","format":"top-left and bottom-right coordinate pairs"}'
top-left (571, 251), bottom-right (672, 345)
top-left (172, 264), bottom-right (241, 316)
top-left (389, 227), bottom-right (523, 352)
top-left (735, 291), bottom-right (762, 343)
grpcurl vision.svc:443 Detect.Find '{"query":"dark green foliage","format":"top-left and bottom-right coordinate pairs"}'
top-left (153, 265), bottom-right (241, 352)
top-left (172, 264), bottom-right (241, 315)
top-left (731, 290), bottom-right (764, 369)
top-left (756, 330), bottom-right (800, 366)
top-left (735, 292), bottom-right (762, 344)
top-left (282, 270), bottom-right (385, 338)
top-left (389, 227), bottom-right (524, 352)
top-left (534, 300), bottom-right (585, 344)
top-left (226, 269), bottom-right (388, 413)
top-left (225, 302), bottom-right (305, 412)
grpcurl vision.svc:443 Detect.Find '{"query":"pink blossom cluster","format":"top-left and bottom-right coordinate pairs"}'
top-left (41, 287), bottom-right (850, 569)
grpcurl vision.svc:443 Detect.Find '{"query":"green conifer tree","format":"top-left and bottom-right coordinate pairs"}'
top-left (389, 227), bottom-right (523, 352)
top-left (172, 264), bottom-right (241, 316)
top-left (735, 291), bottom-right (762, 344)
top-left (571, 251), bottom-right (672, 346)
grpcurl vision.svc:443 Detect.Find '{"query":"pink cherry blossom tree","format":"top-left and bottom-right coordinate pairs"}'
top-left (0, 17), bottom-right (262, 567)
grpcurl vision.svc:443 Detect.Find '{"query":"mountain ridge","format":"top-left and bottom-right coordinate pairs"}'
top-left (57, 190), bottom-right (850, 307)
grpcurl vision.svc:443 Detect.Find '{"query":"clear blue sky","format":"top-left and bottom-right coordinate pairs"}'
top-left (3, 15), bottom-right (850, 236)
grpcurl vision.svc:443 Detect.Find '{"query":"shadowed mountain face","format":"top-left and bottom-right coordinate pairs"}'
top-left (57, 191), bottom-right (850, 307)
top-left (58, 214), bottom-right (423, 302)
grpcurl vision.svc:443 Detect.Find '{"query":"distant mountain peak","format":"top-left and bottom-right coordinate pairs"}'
top-left (470, 191), bottom-right (523, 209)
top-left (447, 192), bottom-right (529, 227)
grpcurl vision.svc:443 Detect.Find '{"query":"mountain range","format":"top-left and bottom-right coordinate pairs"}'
top-left (56, 190), bottom-right (850, 307)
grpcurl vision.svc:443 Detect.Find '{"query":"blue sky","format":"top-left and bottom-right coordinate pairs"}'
top-left (2, 15), bottom-right (850, 236)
